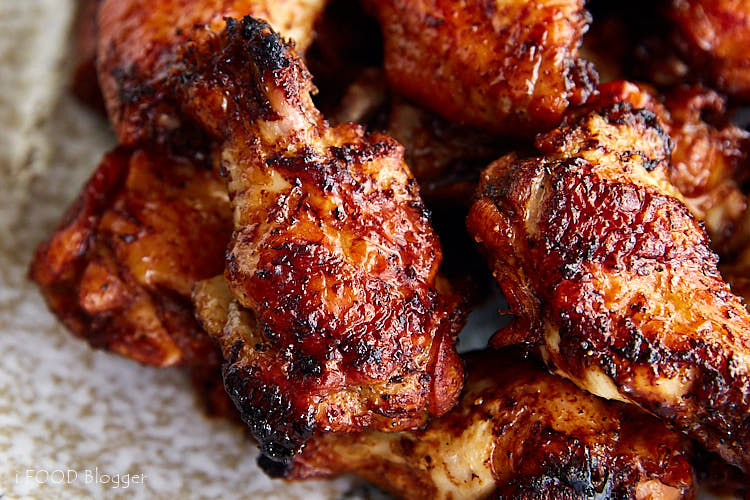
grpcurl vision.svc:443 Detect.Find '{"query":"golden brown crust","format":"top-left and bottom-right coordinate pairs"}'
top-left (581, 81), bottom-right (750, 254)
top-left (180, 17), bottom-right (465, 465)
top-left (366, 0), bottom-right (597, 138)
top-left (96, 0), bottom-right (328, 145)
top-left (29, 147), bottom-right (231, 367)
top-left (287, 349), bottom-right (696, 500)
top-left (468, 104), bottom-right (750, 471)
top-left (668, 0), bottom-right (750, 100)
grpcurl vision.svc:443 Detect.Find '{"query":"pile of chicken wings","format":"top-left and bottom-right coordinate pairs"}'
top-left (30, 0), bottom-right (750, 498)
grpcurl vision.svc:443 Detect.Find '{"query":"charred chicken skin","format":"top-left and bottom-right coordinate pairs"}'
top-left (286, 349), bottom-right (696, 500)
top-left (30, 147), bottom-right (231, 368)
top-left (467, 104), bottom-right (750, 471)
top-left (365, 0), bottom-right (597, 138)
top-left (181, 18), bottom-right (464, 466)
top-left (582, 81), bottom-right (750, 255)
top-left (96, 0), bottom-right (328, 146)
top-left (668, 0), bottom-right (750, 101)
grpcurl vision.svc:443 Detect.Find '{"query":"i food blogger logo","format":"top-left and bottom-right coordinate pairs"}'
top-left (15, 468), bottom-right (146, 489)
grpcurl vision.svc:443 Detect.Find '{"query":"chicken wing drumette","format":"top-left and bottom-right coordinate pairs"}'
top-left (467, 104), bottom-right (750, 471)
top-left (285, 349), bottom-right (696, 499)
top-left (181, 18), bottom-right (464, 466)
top-left (97, 0), bottom-right (329, 146)
top-left (365, 0), bottom-right (597, 138)
top-left (30, 148), bottom-right (231, 368)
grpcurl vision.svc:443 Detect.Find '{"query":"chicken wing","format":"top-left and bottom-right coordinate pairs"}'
top-left (29, 147), bottom-right (231, 368)
top-left (285, 349), bottom-right (696, 500)
top-left (467, 104), bottom-right (750, 470)
top-left (668, 0), bottom-right (750, 101)
top-left (96, 0), bottom-right (328, 146)
top-left (180, 17), bottom-right (465, 466)
top-left (365, 0), bottom-right (597, 138)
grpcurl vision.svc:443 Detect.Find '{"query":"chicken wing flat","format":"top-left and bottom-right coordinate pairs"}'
top-left (467, 104), bottom-right (750, 470)
top-left (668, 0), bottom-right (750, 101)
top-left (96, 0), bottom-right (328, 146)
top-left (365, 0), bottom-right (597, 138)
top-left (285, 349), bottom-right (696, 499)
top-left (29, 147), bottom-right (231, 367)
top-left (180, 18), bottom-right (465, 465)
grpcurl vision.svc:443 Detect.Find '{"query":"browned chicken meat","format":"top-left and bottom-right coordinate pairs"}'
top-left (582, 81), bottom-right (750, 254)
top-left (365, 0), bottom-right (598, 138)
top-left (284, 349), bottom-right (696, 499)
top-left (467, 104), bottom-right (750, 471)
top-left (177, 17), bottom-right (465, 466)
top-left (668, 0), bottom-right (750, 101)
top-left (30, 147), bottom-right (231, 368)
top-left (96, 0), bottom-right (329, 146)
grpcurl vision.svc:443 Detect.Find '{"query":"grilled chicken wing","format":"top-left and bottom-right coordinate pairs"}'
top-left (180, 18), bottom-right (464, 466)
top-left (30, 147), bottom-right (231, 368)
top-left (97, 0), bottom-right (328, 146)
top-left (365, 0), bottom-right (597, 138)
top-left (668, 0), bottom-right (750, 101)
top-left (284, 349), bottom-right (696, 500)
top-left (467, 104), bottom-right (750, 471)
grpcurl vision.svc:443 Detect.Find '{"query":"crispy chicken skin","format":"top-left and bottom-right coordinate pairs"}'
top-left (365, 0), bottom-right (597, 138)
top-left (582, 81), bottom-right (750, 254)
top-left (29, 147), bottom-right (231, 367)
top-left (96, 0), bottom-right (328, 145)
top-left (286, 349), bottom-right (696, 500)
top-left (668, 0), bottom-right (750, 101)
top-left (467, 104), bottom-right (750, 471)
top-left (182, 18), bottom-right (465, 465)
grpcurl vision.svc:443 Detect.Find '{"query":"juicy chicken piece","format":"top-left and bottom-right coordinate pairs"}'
top-left (365, 0), bottom-right (597, 138)
top-left (583, 81), bottom-right (750, 254)
top-left (668, 0), bottom-right (750, 100)
top-left (467, 104), bottom-right (750, 471)
top-left (29, 147), bottom-right (232, 367)
top-left (286, 349), bottom-right (696, 500)
top-left (97, 0), bottom-right (328, 145)
top-left (182, 18), bottom-right (465, 465)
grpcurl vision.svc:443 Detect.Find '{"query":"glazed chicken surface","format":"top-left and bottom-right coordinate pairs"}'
top-left (467, 103), bottom-right (750, 471)
top-left (180, 17), bottom-right (464, 465)
top-left (96, 0), bottom-right (329, 146)
top-left (582, 80), bottom-right (750, 254)
top-left (668, 0), bottom-right (750, 100)
top-left (365, 0), bottom-right (597, 138)
top-left (29, 147), bottom-right (231, 368)
top-left (285, 349), bottom-right (696, 500)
